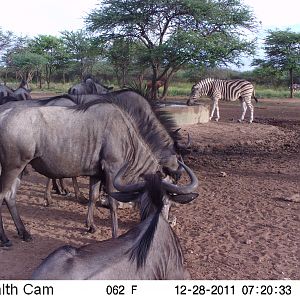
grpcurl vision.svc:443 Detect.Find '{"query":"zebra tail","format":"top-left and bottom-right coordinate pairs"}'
top-left (252, 90), bottom-right (258, 102)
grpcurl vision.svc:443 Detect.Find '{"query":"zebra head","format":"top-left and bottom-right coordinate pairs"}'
top-left (187, 78), bottom-right (212, 105)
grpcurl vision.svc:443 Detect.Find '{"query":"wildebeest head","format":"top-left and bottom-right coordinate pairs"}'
top-left (112, 159), bottom-right (199, 211)
top-left (111, 160), bottom-right (198, 268)
top-left (69, 76), bottom-right (113, 95)
top-left (0, 85), bottom-right (14, 99)
top-left (13, 80), bottom-right (32, 100)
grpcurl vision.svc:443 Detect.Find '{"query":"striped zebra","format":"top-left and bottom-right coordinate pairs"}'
top-left (187, 78), bottom-right (258, 123)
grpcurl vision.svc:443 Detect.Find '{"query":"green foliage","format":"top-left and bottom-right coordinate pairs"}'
top-left (28, 35), bottom-right (69, 87)
top-left (61, 30), bottom-right (104, 78)
top-left (253, 29), bottom-right (300, 97)
top-left (264, 30), bottom-right (300, 70)
top-left (86, 0), bottom-right (258, 99)
top-left (9, 51), bottom-right (47, 81)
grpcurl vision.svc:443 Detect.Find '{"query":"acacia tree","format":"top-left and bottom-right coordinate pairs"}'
top-left (0, 28), bottom-right (29, 82)
top-left (86, 0), bottom-right (257, 100)
top-left (61, 30), bottom-right (103, 79)
top-left (8, 51), bottom-right (47, 82)
top-left (29, 35), bottom-right (68, 88)
top-left (254, 29), bottom-right (300, 98)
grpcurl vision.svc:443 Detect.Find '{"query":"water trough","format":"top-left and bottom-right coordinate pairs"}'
top-left (157, 102), bottom-right (210, 126)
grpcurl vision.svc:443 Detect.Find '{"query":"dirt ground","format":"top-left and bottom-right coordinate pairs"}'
top-left (0, 97), bottom-right (299, 280)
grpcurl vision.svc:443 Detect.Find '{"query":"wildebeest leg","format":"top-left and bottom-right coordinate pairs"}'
top-left (86, 176), bottom-right (101, 233)
top-left (44, 178), bottom-right (53, 206)
top-left (52, 179), bottom-right (63, 194)
top-left (0, 173), bottom-right (32, 242)
top-left (72, 177), bottom-right (86, 203)
top-left (109, 195), bottom-right (118, 238)
top-left (59, 179), bottom-right (71, 195)
top-left (162, 186), bottom-right (177, 228)
top-left (0, 209), bottom-right (11, 247)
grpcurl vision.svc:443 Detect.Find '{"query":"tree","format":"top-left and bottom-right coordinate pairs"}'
top-left (106, 38), bottom-right (149, 86)
top-left (29, 35), bottom-right (67, 88)
top-left (0, 28), bottom-right (29, 82)
top-left (253, 29), bottom-right (300, 98)
top-left (0, 28), bottom-right (14, 54)
top-left (86, 0), bottom-right (257, 100)
top-left (8, 51), bottom-right (47, 82)
top-left (61, 30), bottom-right (104, 79)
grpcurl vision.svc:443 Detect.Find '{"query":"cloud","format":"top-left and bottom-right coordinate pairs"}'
top-left (244, 0), bottom-right (300, 28)
top-left (0, 0), bottom-right (99, 37)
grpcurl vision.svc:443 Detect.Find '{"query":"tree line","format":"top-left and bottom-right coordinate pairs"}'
top-left (0, 0), bottom-right (300, 98)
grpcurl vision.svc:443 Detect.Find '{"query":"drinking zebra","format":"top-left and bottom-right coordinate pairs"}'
top-left (187, 78), bottom-right (258, 123)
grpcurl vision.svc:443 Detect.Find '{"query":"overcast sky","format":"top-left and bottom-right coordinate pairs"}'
top-left (0, 0), bottom-right (99, 37)
top-left (0, 0), bottom-right (299, 37)
top-left (0, 0), bottom-right (299, 70)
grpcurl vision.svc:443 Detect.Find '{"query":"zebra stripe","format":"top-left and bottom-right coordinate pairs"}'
top-left (187, 78), bottom-right (258, 123)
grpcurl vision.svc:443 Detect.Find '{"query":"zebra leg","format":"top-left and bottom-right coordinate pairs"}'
top-left (210, 98), bottom-right (218, 121)
top-left (238, 101), bottom-right (247, 122)
top-left (246, 99), bottom-right (254, 123)
top-left (215, 102), bottom-right (220, 121)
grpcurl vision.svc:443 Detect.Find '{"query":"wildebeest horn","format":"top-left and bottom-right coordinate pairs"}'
top-left (113, 163), bottom-right (146, 193)
top-left (162, 160), bottom-right (198, 194)
top-left (173, 128), bottom-right (181, 134)
top-left (175, 133), bottom-right (191, 150)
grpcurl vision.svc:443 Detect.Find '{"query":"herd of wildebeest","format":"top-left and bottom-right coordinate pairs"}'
top-left (0, 76), bottom-right (200, 279)
top-left (0, 75), bottom-right (261, 279)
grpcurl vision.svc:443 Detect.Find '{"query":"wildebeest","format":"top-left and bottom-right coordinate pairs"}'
top-left (0, 84), bottom-right (14, 98)
top-left (0, 94), bottom-right (84, 207)
top-left (0, 91), bottom-right (184, 246)
top-left (0, 80), bottom-right (31, 101)
top-left (12, 79), bottom-right (32, 100)
top-left (68, 76), bottom-right (113, 95)
top-left (31, 161), bottom-right (198, 279)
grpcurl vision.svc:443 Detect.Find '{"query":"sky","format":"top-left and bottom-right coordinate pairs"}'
top-left (0, 0), bottom-right (299, 69)
top-left (0, 0), bottom-right (99, 37)
top-left (0, 0), bottom-right (299, 37)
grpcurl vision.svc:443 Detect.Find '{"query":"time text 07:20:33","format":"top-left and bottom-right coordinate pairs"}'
top-left (175, 284), bottom-right (292, 296)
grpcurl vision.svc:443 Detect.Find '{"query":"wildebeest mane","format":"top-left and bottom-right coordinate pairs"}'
top-left (128, 173), bottom-right (164, 269)
top-left (69, 90), bottom-right (176, 159)
top-left (0, 95), bottom-right (20, 104)
top-left (35, 94), bottom-right (78, 105)
top-left (71, 91), bottom-right (180, 162)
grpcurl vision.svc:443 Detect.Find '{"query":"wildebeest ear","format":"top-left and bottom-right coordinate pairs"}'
top-left (109, 192), bottom-right (139, 203)
top-left (170, 193), bottom-right (199, 204)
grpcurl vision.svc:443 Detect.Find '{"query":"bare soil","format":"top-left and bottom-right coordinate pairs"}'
top-left (0, 97), bottom-right (299, 280)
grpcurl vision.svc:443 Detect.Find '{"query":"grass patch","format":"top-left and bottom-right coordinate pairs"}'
top-left (5, 80), bottom-right (300, 99)
top-left (256, 86), bottom-right (300, 99)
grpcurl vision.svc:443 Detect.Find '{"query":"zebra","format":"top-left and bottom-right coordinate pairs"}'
top-left (187, 78), bottom-right (258, 123)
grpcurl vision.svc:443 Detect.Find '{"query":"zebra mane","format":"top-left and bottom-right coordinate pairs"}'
top-left (72, 91), bottom-right (179, 164)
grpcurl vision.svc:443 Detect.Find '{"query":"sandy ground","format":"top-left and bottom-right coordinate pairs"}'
top-left (0, 96), bottom-right (299, 280)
